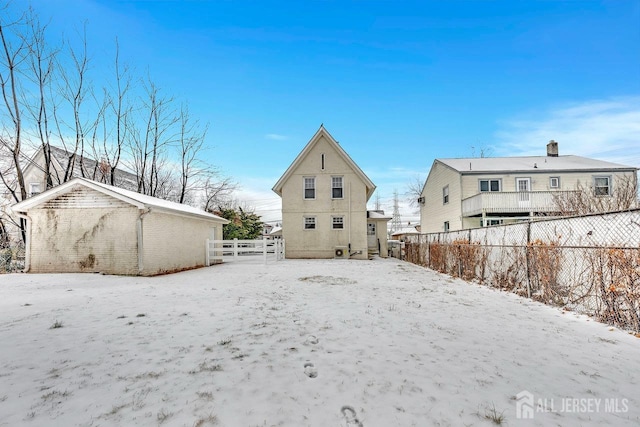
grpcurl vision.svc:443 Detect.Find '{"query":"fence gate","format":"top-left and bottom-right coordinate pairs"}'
top-left (206, 238), bottom-right (285, 266)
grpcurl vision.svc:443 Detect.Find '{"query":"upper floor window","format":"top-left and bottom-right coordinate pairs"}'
top-left (442, 185), bottom-right (449, 204)
top-left (594, 176), bottom-right (611, 196)
top-left (321, 154), bottom-right (325, 170)
top-left (332, 176), bottom-right (343, 199)
top-left (304, 216), bottom-right (316, 230)
top-left (304, 177), bottom-right (316, 199)
top-left (550, 177), bottom-right (560, 188)
top-left (479, 179), bottom-right (501, 192)
top-left (29, 183), bottom-right (41, 197)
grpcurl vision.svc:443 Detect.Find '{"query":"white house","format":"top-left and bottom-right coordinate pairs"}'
top-left (11, 177), bottom-right (228, 275)
top-left (272, 126), bottom-right (389, 259)
top-left (419, 141), bottom-right (638, 233)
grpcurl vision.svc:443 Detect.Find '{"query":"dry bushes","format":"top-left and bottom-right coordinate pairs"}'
top-left (527, 239), bottom-right (565, 305)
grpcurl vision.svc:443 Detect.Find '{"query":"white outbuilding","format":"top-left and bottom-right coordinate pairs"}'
top-left (11, 177), bottom-right (228, 275)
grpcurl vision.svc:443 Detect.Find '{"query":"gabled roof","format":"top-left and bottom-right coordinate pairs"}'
top-left (438, 155), bottom-right (637, 174)
top-left (272, 125), bottom-right (376, 200)
top-left (11, 177), bottom-right (228, 223)
top-left (22, 145), bottom-right (139, 190)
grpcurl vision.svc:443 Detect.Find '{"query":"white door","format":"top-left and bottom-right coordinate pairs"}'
top-left (516, 178), bottom-right (531, 206)
top-left (367, 222), bottom-right (377, 249)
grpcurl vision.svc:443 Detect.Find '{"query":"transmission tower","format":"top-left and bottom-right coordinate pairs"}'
top-left (391, 189), bottom-right (402, 234)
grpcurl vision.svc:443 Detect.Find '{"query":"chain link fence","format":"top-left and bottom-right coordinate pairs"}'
top-left (0, 241), bottom-right (25, 273)
top-left (405, 209), bottom-right (640, 333)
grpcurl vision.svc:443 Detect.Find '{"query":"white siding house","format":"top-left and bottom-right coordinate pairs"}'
top-left (420, 142), bottom-right (638, 233)
top-left (273, 126), bottom-right (389, 259)
top-left (11, 178), bottom-right (228, 275)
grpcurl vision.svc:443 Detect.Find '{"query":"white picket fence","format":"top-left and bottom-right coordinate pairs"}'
top-left (205, 238), bottom-right (285, 266)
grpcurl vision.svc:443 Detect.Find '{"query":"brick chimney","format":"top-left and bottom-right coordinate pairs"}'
top-left (547, 140), bottom-right (558, 157)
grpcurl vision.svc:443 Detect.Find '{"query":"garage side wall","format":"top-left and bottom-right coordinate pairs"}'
top-left (28, 206), bottom-right (139, 274)
top-left (141, 212), bottom-right (220, 275)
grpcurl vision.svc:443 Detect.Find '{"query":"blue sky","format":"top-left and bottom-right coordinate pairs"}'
top-left (32, 0), bottom-right (640, 223)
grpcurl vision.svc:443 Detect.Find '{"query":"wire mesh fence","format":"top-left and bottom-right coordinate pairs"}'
top-left (405, 209), bottom-right (640, 333)
top-left (0, 241), bottom-right (25, 273)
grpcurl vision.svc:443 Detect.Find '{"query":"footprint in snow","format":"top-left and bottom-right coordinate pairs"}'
top-left (305, 335), bottom-right (319, 345)
top-left (304, 362), bottom-right (318, 378)
top-left (341, 406), bottom-right (363, 427)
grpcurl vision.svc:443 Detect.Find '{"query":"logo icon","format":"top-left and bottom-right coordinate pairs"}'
top-left (516, 390), bottom-right (535, 419)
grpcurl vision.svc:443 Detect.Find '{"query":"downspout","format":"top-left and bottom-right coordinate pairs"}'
top-left (348, 181), bottom-right (352, 256)
top-left (15, 212), bottom-right (31, 273)
top-left (137, 208), bottom-right (151, 275)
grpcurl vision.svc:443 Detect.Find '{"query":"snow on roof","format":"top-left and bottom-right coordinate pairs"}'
top-left (269, 226), bottom-right (282, 235)
top-left (439, 155), bottom-right (637, 174)
top-left (391, 227), bottom-right (420, 236)
top-left (367, 210), bottom-right (392, 220)
top-left (12, 177), bottom-right (228, 223)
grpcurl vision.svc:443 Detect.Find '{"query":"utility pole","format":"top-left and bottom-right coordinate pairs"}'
top-left (391, 189), bottom-right (402, 235)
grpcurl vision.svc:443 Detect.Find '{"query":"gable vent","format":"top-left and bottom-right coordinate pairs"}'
top-left (42, 185), bottom-right (130, 209)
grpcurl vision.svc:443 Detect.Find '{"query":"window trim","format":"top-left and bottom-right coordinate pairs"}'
top-left (549, 176), bottom-right (560, 189)
top-left (442, 185), bottom-right (449, 205)
top-left (331, 176), bottom-right (344, 199)
top-left (332, 216), bottom-right (344, 230)
top-left (479, 179), bottom-right (501, 192)
top-left (304, 216), bottom-right (317, 230)
top-left (29, 182), bottom-right (41, 197)
top-left (303, 176), bottom-right (316, 200)
top-left (593, 175), bottom-right (612, 197)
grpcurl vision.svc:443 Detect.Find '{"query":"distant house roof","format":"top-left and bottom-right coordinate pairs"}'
top-left (24, 145), bottom-right (138, 190)
top-left (438, 155), bottom-right (637, 174)
top-left (269, 226), bottom-right (282, 236)
top-left (12, 177), bottom-right (228, 223)
top-left (272, 125), bottom-right (376, 200)
top-left (367, 210), bottom-right (392, 220)
top-left (391, 227), bottom-right (420, 237)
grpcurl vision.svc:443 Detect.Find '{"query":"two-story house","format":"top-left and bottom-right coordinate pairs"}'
top-left (21, 145), bottom-right (137, 197)
top-left (272, 126), bottom-right (389, 259)
top-left (419, 141), bottom-right (638, 233)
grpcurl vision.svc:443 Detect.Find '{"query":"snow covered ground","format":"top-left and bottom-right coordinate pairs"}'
top-left (0, 257), bottom-right (639, 427)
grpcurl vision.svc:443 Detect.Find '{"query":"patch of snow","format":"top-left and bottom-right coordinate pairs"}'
top-left (0, 258), bottom-right (638, 426)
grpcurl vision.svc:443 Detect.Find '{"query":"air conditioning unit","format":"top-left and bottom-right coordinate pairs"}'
top-left (334, 246), bottom-right (348, 259)
top-left (417, 197), bottom-right (425, 204)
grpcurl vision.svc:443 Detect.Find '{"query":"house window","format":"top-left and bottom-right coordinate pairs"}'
top-left (550, 177), bottom-right (560, 188)
top-left (594, 176), bottom-right (611, 196)
top-left (483, 219), bottom-right (503, 227)
top-left (444, 221), bottom-right (450, 232)
top-left (332, 216), bottom-right (344, 229)
top-left (321, 154), bottom-right (325, 170)
top-left (479, 179), bottom-right (501, 192)
top-left (29, 183), bottom-right (41, 197)
top-left (443, 185), bottom-right (449, 204)
top-left (304, 177), bottom-right (316, 199)
top-left (332, 176), bottom-right (343, 199)
top-left (304, 216), bottom-right (316, 230)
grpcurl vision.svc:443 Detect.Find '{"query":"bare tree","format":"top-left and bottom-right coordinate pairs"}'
top-left (22, 7), bottom-right (59, 189)
top-left (201, 173), bottom-right (237, 212)
top-left (0, 4), bottom-right (29, 241)
top-left (552, 175), bottom-right (639, 216)
top-left (404, 174), bottom-right (425, 211)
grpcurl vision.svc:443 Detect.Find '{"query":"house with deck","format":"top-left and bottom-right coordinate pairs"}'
top-left (273, 126), bottom-right (389, 259)
top-left (419, 141), bottom-right (638, 233)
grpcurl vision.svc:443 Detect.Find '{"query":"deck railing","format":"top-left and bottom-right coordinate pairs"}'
top-left (461, 191), bottom-right (575, 216)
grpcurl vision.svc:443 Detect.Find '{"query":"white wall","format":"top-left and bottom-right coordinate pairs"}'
top-left (141, 211), bottom-right (224, 275)
top-left (281, 134), bottom-right (369, 259)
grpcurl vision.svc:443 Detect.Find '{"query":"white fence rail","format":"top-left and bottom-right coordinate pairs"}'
top-left (205, 238), bottom-right (285, 265)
